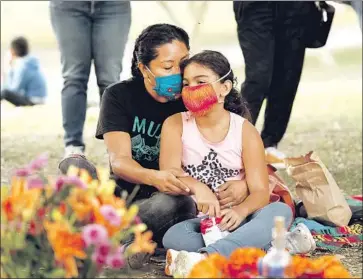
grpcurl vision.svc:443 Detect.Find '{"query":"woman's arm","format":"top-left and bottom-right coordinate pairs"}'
top-left (104, 131), bottom-right (156, 185)
top-left (97, 86), bottom-right (187, 193)
top-left (105, 131), bottom-right (189, 194)
top-left (160, 114), bottom-right (207, 194)
top-left (234, 121), bottom-right (270, 217)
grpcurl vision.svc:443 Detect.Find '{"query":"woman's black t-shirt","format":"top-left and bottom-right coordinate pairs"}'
top-left (96, 77), bottom-right (186, 197)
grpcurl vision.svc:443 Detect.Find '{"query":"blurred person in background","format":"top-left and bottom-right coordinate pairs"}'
top-left (50, 1), bottom-right (131, 158)
top-left (233, 2), bottom-right (312, 168)
top-left (342, 1), bottom-right (362, 31)
top-left (1, 36), bottom-right (47, 107)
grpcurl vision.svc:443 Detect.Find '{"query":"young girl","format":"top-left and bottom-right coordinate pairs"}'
top-left (159, 51), bottom-right (294, 277)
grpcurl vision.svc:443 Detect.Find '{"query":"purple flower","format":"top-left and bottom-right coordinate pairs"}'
top-left (54, 176), bottom-right (66, 192)
top-left (106, 246), bottom-right (125, 269)
top-left (134, 216), bottom-right (142, 225)
top-left (82, 224), bottom-right (108, 247)
top-left (100, 205), bottom-right (121, 227)
top-left (28, 153), bottom-right (49, 171)
top-left (27, 177), bottom-right (44, 189)
top-left (65, 176), bottom-right (87, 189)
top-left (15, 167), bottom-right (32, 177)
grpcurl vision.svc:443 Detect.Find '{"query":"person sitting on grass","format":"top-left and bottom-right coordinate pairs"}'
top-left (1, 36), bottom-right (47, 107)
top-left (159, 51), bottom-right (314, 277)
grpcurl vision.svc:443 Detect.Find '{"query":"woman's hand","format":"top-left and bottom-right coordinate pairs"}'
top-left (151, 168), bottom-right (190, 196)
top-left (215, 180), bottom-right (249, 209)
top-left (194, 186), bottom-right (221, 217)
top-left (219, 208), bottom-right (247, 232)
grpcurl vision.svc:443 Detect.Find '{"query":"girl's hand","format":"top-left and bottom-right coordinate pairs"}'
top-left (215, 180), bottom-right (249, 209)
top-left (194, 186), bottom-right (221, 217)
top-left (219, 208), bottom-right (247, 232)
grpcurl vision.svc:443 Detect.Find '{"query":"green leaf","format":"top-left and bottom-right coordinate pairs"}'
top-left (45, 268), bottom-right (66, 278)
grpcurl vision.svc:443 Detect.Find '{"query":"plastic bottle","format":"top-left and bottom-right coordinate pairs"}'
top-left (258, 216), bottom-right (291, 278)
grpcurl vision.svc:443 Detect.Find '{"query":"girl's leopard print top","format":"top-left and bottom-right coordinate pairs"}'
top-left (181, 112), bottom-right (245, 191)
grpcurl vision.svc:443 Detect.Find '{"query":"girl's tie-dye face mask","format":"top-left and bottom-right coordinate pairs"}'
top-left (181, 69), bottom-right (231, 117)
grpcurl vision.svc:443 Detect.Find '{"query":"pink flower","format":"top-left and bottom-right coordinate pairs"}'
top-left (95, 241), bottom-right (111, 257)
top-left (65, 176), bottom-right (87, 189)
top-left (55, 175), bottom-right (87, 191)
top-left (28, 153), bottom-right (48, 171)
top-left (15, 167), bottom-right (32, 177)
top-left (82, 224), bottom-right (108, 247)
top-left (27, 177), bottom-right (44, 189)
top-left (54, 176), bottom-right (66, 191)
top-left (92, 252), bottom-right (107, 267)
top-left (100, 205), bottom-right (121, 227)
top-left (106, 246), bottom-right (125, 269)
top-left (134, 216), bottom-right (142, 224)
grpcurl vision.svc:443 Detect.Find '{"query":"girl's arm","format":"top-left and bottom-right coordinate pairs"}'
top-left (234, 120), bottom-right (270, 217)
top-left (160, 113), bottom-right (221, 216)
top-left (159, 114), bottom-right (210, 195)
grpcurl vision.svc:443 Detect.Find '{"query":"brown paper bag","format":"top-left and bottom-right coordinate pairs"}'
top-left (284, 151), bottom-right (352, 226)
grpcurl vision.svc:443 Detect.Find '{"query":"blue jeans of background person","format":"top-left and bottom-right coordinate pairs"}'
top-left (50, 1), bottom-right (131, 149)
top-left (162, 202), bottom-right (293, 257)
top-left (350, 1), bottom-right (362, 31)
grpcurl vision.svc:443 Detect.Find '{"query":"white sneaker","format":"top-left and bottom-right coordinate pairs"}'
top-left (286, 223), bottom-right (316, 254)
top-left (265, 147), bottom-right (286, 169)
top-left (165, 250), bottom-right (205, 278)
top-left (64, 145), bottom-right (85, 158)
top-left (165, 249), bottom-right (180, 276)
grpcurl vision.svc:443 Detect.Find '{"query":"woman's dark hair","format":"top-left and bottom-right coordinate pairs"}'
top-left (10, 36), bottom-right (29, 57)
top-left (131, 24), bottom-right (190, 77)
top-left (180, 50), bottom-right (252, 121)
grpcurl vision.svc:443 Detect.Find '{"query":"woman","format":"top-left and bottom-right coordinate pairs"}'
top-left (59, 24), bottom-right (248, 269)
top-left (159, 51), bottom-right (294, 277)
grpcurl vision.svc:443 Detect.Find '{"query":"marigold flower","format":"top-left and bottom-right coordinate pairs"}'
top-left (189, 254), bottom-right (228, 278)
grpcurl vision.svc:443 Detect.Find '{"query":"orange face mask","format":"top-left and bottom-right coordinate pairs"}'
top-left (181, 68), bottom-right (232, 117)
top-left (181, 83), bottom-right (218, 117)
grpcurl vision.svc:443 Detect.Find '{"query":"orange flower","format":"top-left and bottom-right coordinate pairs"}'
top-left (44, 221), bottom-right (86, 278)
top-left (286, 256), bottom-right (311, 278)
top-left (189, 254), bottom-right (228, 278)
top-left (97, 193), bottom-right (126, 210)
top-left (225, 248), bottom-right (266, 277)
top-left (128, 231), bottom-right (156, 254)
top-left (324, 265), bottom-right (352, 278)
top-left (67, 188), bottom-right (98, 221)
top-left (286, 255), bottom-right (351, 279)
top-left (1, 177), bottom-right (41, 221)
top-left (92, 205), bottom-right (120, 236)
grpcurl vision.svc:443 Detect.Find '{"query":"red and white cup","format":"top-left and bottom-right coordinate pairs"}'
top-left (200, 217), bottom-right (230, 246)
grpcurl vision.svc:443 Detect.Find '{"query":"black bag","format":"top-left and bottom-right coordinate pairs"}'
top-left (306, 1), bottom-right (336, 48)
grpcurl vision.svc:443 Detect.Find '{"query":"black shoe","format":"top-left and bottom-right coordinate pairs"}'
top-left (58, 154), bottom-right (98, 180)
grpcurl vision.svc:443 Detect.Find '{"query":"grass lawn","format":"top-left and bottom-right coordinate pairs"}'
top-left (1, 45), bottom-right (362, 276)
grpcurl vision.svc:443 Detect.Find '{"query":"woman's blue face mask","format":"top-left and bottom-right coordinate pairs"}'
top-left (146, 66), bottom-right (182, 101)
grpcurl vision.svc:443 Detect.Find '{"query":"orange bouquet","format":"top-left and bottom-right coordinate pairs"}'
top-left (1, 154), bottom-right (156, 278)
top-left (188, 248), bottom-right (351, 278)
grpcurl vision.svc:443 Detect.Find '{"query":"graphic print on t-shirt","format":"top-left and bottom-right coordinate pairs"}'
top-left (182, 149), bottom-right (241, 190)
top-left (131, 116), bottom-right (161, 162)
